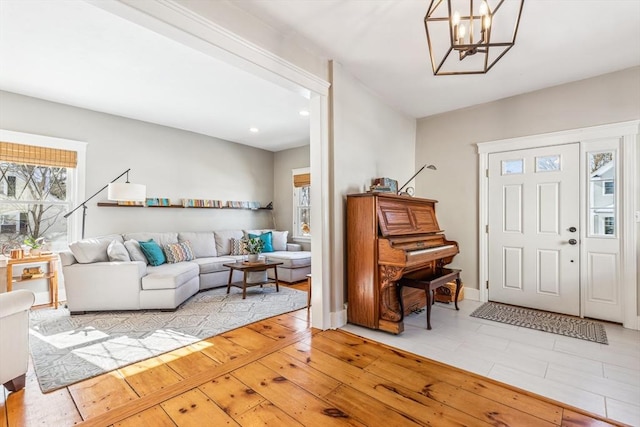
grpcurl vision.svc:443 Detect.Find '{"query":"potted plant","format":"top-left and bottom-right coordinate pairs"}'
top-left (24, 236), bottom-right (45, 257)
top-left (243, 237), bottom-right (264, 262)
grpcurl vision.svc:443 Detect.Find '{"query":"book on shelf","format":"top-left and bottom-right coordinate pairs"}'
top-left (146, 198), bottom-right (171, 207)
top-left (227, 201), bottom-right (261, 209)
top-left (181, 199), bottom-right (224, 208)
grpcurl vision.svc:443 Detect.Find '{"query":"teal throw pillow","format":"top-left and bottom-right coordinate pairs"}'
top-left (139, 239), bottom-right (166, 266)
top-left (248, 231), bottom-right (274, 253)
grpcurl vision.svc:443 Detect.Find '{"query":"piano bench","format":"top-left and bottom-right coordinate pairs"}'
top-left (399, 268), bottom-right (461, 330)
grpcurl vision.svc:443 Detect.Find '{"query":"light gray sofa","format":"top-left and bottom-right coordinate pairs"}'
top-left (59, 230), bottom-right (310, 313)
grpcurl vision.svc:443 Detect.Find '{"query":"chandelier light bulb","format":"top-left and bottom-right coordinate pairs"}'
top-left (452, 11), bottom-right (461, 43)
top-left (483, 14), bottom-right (491, 30)
top-left (479, 1), bottom-right (488, 16)
top-left (459, 24), bottom-right (466, 41)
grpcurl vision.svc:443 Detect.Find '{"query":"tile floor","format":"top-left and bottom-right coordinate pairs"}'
top-left (341, 299), bottom-right (640, 426)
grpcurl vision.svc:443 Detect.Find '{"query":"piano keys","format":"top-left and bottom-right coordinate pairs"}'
top-left (346, 192), bottom-right (460, 334)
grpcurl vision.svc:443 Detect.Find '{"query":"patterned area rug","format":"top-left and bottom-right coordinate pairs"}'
top-left (29, 285), bottom-right (307, 393)
top-left (470, 302), bottom-right (608, 344)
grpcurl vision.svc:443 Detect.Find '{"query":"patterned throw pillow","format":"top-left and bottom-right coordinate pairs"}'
top-left (229, 238), bottom-right (246, 255)
top-left (164, 241), bottom-right (195, 263)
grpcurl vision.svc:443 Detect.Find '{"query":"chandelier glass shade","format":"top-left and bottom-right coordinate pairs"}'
top-left (424, 0), bottom-right (524, 75)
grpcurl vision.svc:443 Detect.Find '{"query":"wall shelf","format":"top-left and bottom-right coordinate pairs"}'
top-left (96, 202), bottom-right (272, 210)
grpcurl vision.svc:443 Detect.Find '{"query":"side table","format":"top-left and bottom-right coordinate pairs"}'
top-left (6, 253), bottom-right (59, 309)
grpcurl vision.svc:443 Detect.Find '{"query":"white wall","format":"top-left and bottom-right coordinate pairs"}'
top-left (331, 61), bottom-right (417, 313)
top-left (273, 145), bottom-right (310, 249)
top-left (416, 66), bottom-right (640, 295)
top-left (0, 90), bottom-right (275, 238)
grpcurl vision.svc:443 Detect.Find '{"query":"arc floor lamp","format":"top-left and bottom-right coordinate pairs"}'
top-left (64, 168), bottom-right (146, 239)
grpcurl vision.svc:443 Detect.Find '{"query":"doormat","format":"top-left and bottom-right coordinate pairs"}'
top-left (29, 286), bottom-right (308, 393)
top-left (470, 302), bottom-right (608, 344)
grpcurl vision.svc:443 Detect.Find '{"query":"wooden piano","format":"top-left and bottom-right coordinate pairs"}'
top-left (346, 192), bottom-right (459, 334)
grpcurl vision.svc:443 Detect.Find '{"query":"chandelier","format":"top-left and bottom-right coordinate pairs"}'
top-left (424, 0), bottom-right (524, 75)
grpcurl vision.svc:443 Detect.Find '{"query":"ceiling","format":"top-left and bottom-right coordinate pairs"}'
top-left (232, 0), bottom-right (640, 118)
top-left (1, 1), bottom-right (639, 152)
top-left (0, 0), bottom-right (311, 152)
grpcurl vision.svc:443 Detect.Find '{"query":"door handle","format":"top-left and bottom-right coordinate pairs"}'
top-left (568, 239), bottom-right (578, 245)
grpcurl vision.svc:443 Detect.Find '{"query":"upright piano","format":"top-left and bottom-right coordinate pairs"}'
top-left (346, 192), bottom-right (459, 334)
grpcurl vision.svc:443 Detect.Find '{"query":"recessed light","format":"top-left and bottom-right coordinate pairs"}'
top-left (299, 110), bottom-right (310, 117)
top-left (249, 127), bottom-right (259, 133)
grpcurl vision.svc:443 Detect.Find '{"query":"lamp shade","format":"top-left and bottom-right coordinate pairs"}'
top-left (107, 182), bottom-right (146, 202)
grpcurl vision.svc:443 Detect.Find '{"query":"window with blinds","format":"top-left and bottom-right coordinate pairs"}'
top-left (293, 172), bottom-right (310, 188)
top-left (0, 142), bottom-right (77, 168)
top-left (292, 169), bottom-right (311, 239)
top-left (0, 141), bottom-right (76, 249)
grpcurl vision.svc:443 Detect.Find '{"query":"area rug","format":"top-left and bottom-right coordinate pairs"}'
top-left (29, 286), bottom-right (307, 393)
top-left (470, 302), bottom-right (608, 344)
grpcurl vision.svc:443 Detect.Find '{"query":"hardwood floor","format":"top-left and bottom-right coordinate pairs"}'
top-left (0, 283), bottom-right (626, 426)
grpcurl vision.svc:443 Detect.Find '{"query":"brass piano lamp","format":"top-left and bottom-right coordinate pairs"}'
top-left (398, 164), bottom-right (436, 195)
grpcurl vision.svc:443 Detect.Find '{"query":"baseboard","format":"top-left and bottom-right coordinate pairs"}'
top-left (330, 308), bottom-right (347, 329)
top-left (625, 315), bottom-right (640, 331)
top-left (464, 287), bottom-right (480, 301)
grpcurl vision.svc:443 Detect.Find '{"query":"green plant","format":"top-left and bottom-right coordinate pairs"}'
top-left (24, 236), bottom-right (45, 249)
top-left (243, 237), bottom-right (264, 254)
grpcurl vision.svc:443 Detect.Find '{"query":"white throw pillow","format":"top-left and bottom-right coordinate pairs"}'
top-left (124, 239), bottom-right (148, 263)
top-left (107, 240), bottom-right (131, 262)
top-left (271, 230), bottom-right (288, 251)
top-left (69, 238), bottom-right (111, 264)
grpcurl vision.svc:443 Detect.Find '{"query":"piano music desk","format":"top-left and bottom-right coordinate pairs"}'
top-left (399, 268), bottom-right (461, 330)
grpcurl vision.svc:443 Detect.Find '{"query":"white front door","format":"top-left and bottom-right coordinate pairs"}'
top-left (488, 143), bottom-right (580, 315)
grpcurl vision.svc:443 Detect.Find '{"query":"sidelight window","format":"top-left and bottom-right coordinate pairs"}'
top-left (588, 151), bottom-right (616, 237)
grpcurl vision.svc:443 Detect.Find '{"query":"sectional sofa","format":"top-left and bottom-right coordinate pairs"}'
top-left (59, 230), bottom-right (311, 313)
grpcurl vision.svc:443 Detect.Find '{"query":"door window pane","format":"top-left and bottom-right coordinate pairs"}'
top-left (604, 217), bottom-right (614, 235)
top-left (535, 155), bottom-right (560, 172)
top-left (502, 159), bottom-right (523, 175)
top-left (588, 151), bottom-right (615, 237)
